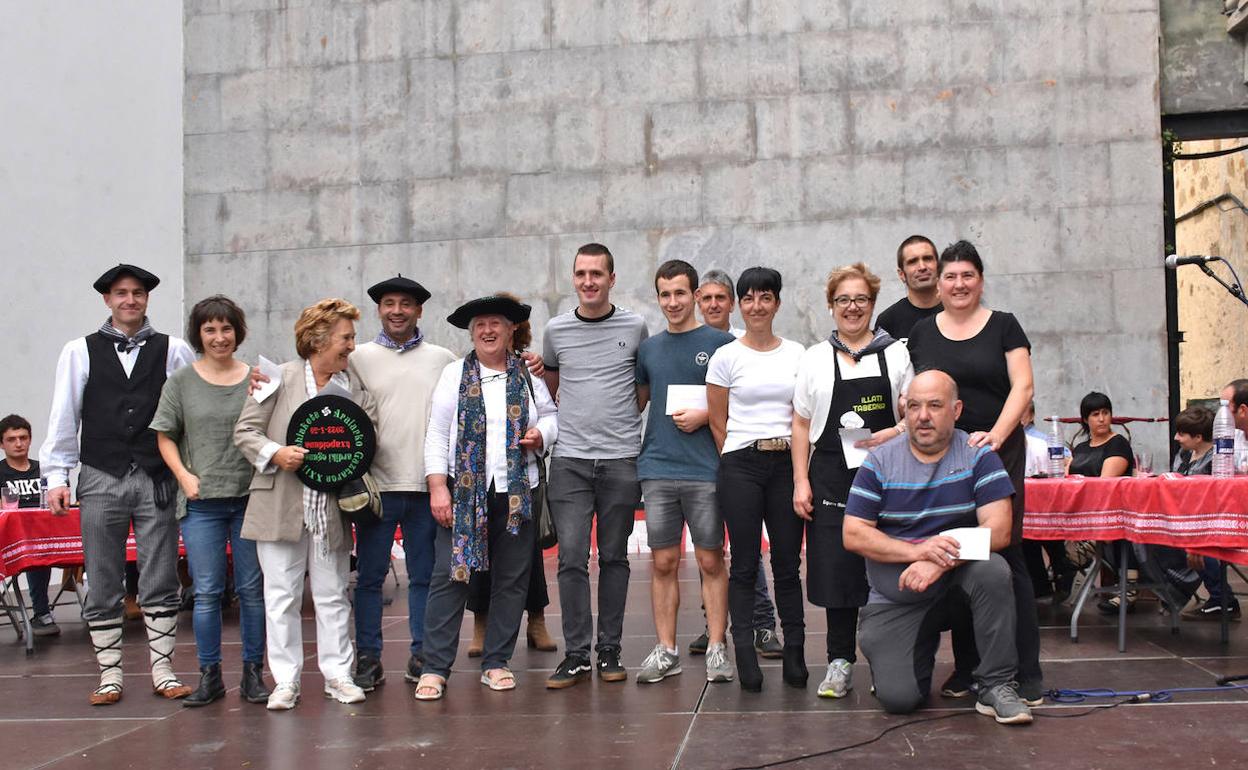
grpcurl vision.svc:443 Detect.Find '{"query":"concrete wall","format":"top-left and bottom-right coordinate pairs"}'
top-left (183, 1), bottom-right (1171, 454)
top-left (1174, 137), bottom-right (1248, 402)
top-left (1161, 0), bottom-right (1248, 114)
top-left (0, 4), bottom-right (184, 460)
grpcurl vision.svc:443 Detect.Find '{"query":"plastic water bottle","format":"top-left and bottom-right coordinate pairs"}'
top-left (1213, 399), bottom-right (1236, 479)
top-left (1047, 416), bottom-right (1066, 478)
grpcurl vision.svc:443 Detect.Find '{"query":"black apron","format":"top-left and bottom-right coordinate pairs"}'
top-left (806, 349), bottom-right (895, 608)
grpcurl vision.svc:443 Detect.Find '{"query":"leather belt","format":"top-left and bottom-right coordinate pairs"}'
top-left (752, 438), bottom-right (791, 452)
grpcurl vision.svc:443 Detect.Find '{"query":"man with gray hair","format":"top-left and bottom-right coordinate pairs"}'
top-left (688, 268), bottom-right (782, 660)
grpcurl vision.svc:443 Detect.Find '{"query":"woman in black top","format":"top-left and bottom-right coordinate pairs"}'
top-left (906, 240), bottom-right (1043, 703)
top-left (1068, 391), bottom-right (1134, 477)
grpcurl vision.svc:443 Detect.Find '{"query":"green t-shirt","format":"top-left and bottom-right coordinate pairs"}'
top-left (149, 364), bottom-right (253, 517)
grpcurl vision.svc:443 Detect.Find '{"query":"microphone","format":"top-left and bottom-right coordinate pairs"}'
top-left (1165, 255), bottom-right (1216, 269)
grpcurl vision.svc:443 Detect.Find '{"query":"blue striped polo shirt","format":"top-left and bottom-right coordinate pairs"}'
top-left (845, 429), bottom-right (1015, 603)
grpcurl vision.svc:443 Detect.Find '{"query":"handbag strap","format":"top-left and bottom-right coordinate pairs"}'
top-left (518, 363), bottom-right (549, 486)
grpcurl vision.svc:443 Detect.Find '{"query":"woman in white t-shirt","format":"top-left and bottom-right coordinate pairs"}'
top-left (706, 266), bottom-right (807, 694)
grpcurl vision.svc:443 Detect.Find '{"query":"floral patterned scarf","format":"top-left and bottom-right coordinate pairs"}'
top-left (450, 350), bottom-right (532, 582)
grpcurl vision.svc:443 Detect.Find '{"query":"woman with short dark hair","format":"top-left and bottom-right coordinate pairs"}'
top-left (152, 295), bottom-right (267, 707)
top-left (1068, 392), bottom-right (1134, 478)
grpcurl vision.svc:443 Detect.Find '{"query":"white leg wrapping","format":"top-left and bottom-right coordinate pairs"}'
top-left (88, 620), bottom-right (125, 693)
top-left (144, 606), bottom-right (184, 690)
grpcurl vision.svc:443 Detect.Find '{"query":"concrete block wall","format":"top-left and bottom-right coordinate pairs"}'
top-left (184, 0), bottom-right (1169, 451)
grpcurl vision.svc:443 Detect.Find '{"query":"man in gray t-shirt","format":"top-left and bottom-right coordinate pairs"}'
top-left (541, 243), bottom-right (648, 689)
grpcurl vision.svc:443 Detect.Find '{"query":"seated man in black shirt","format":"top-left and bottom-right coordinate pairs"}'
top-left (0, 414), bottom-right (58, 636)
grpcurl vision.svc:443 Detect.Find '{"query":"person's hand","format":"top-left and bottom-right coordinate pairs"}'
top-left (47, 486), bottom-right (71, 516)
top-left (178, 473), bottom-right (201, 501)
top-left (247, 366), bottom-right (271, 396)
top-left (855, 426), bottom-right (902, 449)
top-left (913, 535), bottom-right (961, 568)
top-left (1187, 551), bottom-right (1206, 571)
top-left (899, 560), bottom-right (947, 594)
top-left (671, 408), bottom-right (709, 433)
top-left (521, 351), bottom-right (545, 378)
top-left (793, 478), bottom-right (814, 521)
top-left (273, 446), bottom-right (307, 472)
top-left (430, 485), bottom-right (453, 527)
top-left (518, 427), bottom-right (544, 452)
top-left (967, 430), bottom-right (1002, 451)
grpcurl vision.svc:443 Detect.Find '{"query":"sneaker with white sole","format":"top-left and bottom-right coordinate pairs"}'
top-left (266, 682), bottom-right (300, 711)
top-left (705, 642), bottom-right (734, 683)
top-left (324, 677), bottom-right (366, 704)
top-left (975, 681), bottom-right (1034, 725)
top-left (817, 658), bottom-right (853, 698)
top-left (636, 644), bottom-right (681, 684)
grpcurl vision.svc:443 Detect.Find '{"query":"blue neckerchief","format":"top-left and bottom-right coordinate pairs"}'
top-left (374, 328), bottom-right (423, 353)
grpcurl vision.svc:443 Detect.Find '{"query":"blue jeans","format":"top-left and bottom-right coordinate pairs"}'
top-left (1200, 557), bottom-right (1240, 606)
top-left (25, 567), bottom-right (51, 616)
top-left (180, 496), bottom-right (264, 667)
top-left (354, 491), bottom-right (436, 657)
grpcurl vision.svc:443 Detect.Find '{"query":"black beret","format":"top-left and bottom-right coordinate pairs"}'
top-left (93, 264), bottom-right (160, 294)
top-left (367, 275), bottom-right (431, 305)
top-left (447, 296), bottom-right (531, 330)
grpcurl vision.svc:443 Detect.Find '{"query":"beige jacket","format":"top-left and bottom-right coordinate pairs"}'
top-left (233, 360), bottom-right (376, 550)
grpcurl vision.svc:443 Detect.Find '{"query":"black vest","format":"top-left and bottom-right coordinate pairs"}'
top-left (81, 332), bottom-right (170, 477)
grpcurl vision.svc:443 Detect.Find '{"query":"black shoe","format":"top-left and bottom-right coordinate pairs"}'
top-left (240, 661), bottom-right (271, 703)
top-left (29, 613), bottom-right (61, 637)
top-left (403, 653), bottom-right (424, 683)
top-left (596, 646), bottom-right (627, 682)
top-left (688, 631), bottom-right (709, 656)
top-left (546, 655), bottom-right (592, 689)
top-left (1182, 598), bottom-right (1243, 621)
top-left (782, 645), bottom-right (808, 688)
top-left (353, 654), bottom-right (385, 692)
top-left (754, 628), bottom-right (783, 659)
top-left (940, 670), bottom-right (976, 698)
top-left (1097, 595), bottom-right (1136, 615)
top-left (735, 641), bottom-right (763, 692)
top-left (183, 664), bottom-right (226, 707)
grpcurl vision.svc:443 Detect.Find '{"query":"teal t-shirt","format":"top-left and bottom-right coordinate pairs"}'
top-left (635, 325), bottom-right (735, 482)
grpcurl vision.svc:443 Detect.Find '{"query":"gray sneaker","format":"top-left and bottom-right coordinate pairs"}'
top-left (817, 658), bottom-right (853, 698)
top-left (705, 642), bottom-right (735, 683)
top-left (636, 644), bottom-right (681, 684)
top-left (754, 628), bottom-right (783, 658)
top-left (975, 681), bottom-right (1034, 725)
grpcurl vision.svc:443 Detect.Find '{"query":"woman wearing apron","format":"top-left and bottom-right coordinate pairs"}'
top-left (792, 263), bottom-right (913, 699)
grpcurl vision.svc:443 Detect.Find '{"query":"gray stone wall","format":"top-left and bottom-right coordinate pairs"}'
top-left (1161, 0), bottom-right (1248, 114)
top-left (184, 0), bottom-right (1169, 447)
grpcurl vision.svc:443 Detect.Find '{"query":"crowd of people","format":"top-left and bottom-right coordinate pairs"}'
top-left (6, 235), bottom-right (1246, 728)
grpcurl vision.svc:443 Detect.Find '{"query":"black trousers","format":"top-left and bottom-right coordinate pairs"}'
top-left (466, 533), bottom-right (549, 615)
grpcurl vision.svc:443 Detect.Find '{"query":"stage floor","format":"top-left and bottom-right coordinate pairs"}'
top-left (3, 557), bottom-right (1247, 769)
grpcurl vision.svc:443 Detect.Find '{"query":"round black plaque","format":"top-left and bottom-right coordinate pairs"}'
top-left (285, 395), bottom-right (376, 492)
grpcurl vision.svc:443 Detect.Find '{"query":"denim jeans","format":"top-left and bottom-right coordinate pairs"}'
top-left (180, 496), bottom-right (264, 667)
top-left (1199, 556), bottom-right (1239, 606)
top-left (353, 491), bottom-right (437, 658)
top-left (25, 567), bottom-right (51, 616)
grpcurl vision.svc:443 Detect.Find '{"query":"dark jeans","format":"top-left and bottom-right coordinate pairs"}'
top-left (180, 496), bottom-right (264, 666)
top-left (717, 448), bottom-right (804, 649)
top-left (354, 491), bottom-right (437, 658)
top-left (25, 567), bottom-right (51, 616)
top-left (421, 494), bottom-right (534, 678)
top-left (1200, 557), bottom-right (1238, 606)
top-left (826, 607), bottom-right (858, 663)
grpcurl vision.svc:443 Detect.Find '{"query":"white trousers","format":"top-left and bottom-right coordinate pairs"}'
top-left (255, 532), bottom-right (354, 685)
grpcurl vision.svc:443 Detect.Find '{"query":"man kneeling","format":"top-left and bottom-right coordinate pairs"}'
top-left (843, 370), bottom-right (1032, 725)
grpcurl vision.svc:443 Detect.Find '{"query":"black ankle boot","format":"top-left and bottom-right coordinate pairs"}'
top-left (183, 664), bottom-right (226, 707)
top-left (240, 661), bottom-right (271, 703)
top-left (735, 641), bottom-right (763, 692)
top-left (782, 645), bottom-right (808, 688)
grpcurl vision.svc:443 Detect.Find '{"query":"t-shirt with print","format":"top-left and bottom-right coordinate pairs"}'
top-left (845, 430), bottom-right (1015, 604)
top-left (0, 459), bottom-right (42, 508)
top-left (636, 325), bottom-right (735, 482)
top-left (542, 306), bottom-right (649, 459)
top-left (704, 338), bottom-right (805, 455)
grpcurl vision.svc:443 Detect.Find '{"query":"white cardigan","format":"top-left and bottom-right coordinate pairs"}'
top-left (423, 359), bottom-right (558, 489)
top-left (792, 339), bottom-right (913, 446)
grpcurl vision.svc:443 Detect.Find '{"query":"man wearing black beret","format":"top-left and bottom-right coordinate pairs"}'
top-left (41, 264), bottom-right (197, 705)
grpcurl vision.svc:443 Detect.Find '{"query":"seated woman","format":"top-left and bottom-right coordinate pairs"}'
top-left (416, 295), bottom-right (558, 700)
top-left (1067, 391), bottom-right (1135, 478)
top-left (233, 298), bottom-right (377, 710)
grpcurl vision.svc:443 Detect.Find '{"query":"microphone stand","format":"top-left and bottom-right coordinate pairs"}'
top-left (1194, 257), bottom-right (1248, 308)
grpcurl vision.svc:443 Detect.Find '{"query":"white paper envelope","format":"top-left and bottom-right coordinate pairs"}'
top-left (666, 384), bottom-right (707, 415)
top-left (839, 428), bottom-right (872, 469)
top-left (252, 355), bottom-right (283, 404)
top-left (939, 527), bottom-right (991, 561)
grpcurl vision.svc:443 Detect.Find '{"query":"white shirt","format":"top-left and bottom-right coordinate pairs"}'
top-left (792, 340), bottom-right (913, 446)
top-left (705, 338), bottom-right (805, 455)
top-left (424, 359), bottom-right (559, 489)
top-left (40, 335), bottom-right (197, 488)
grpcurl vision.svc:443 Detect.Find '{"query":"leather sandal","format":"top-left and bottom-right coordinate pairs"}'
top-left (153, 678), bottom-right (193, 699)
top-left (414, 674), bottom-right (446, 701)
top-left (89, 683), bottom-right (123, 706)
top-left (480, 668), bottom-right (516, 691)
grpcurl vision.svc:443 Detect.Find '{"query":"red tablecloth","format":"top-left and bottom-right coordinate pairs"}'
top-left (0, 508), bottom-right (141, 579)
top-left (1023, 475), bottom-right (1248, 564)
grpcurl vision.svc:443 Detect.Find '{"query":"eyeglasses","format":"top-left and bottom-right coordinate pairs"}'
top-left (831, 295), bottom-right (872, 308)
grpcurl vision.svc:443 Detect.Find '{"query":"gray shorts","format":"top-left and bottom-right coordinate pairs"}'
top-left (640, 479), bottom-right (723, 550)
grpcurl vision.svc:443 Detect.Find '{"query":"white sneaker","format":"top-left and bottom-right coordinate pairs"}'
top-left (705, 642), bottom-right (735, 683)
top-left (266, 681), bottom-right (300, 710)
top-left (325, 676), bottom-right (366, 704)
top-left (817, 659), bottom-right (853, 698)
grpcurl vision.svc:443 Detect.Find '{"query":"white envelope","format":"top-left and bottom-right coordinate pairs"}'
top-left (666, 384), bottom-right (707, 415)
top-left (938, 527), bottom-right (991, 561)
top-left (252, 355), bottom-right (283, 404)
top-left (839, 428), bottom-right (872, 469)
